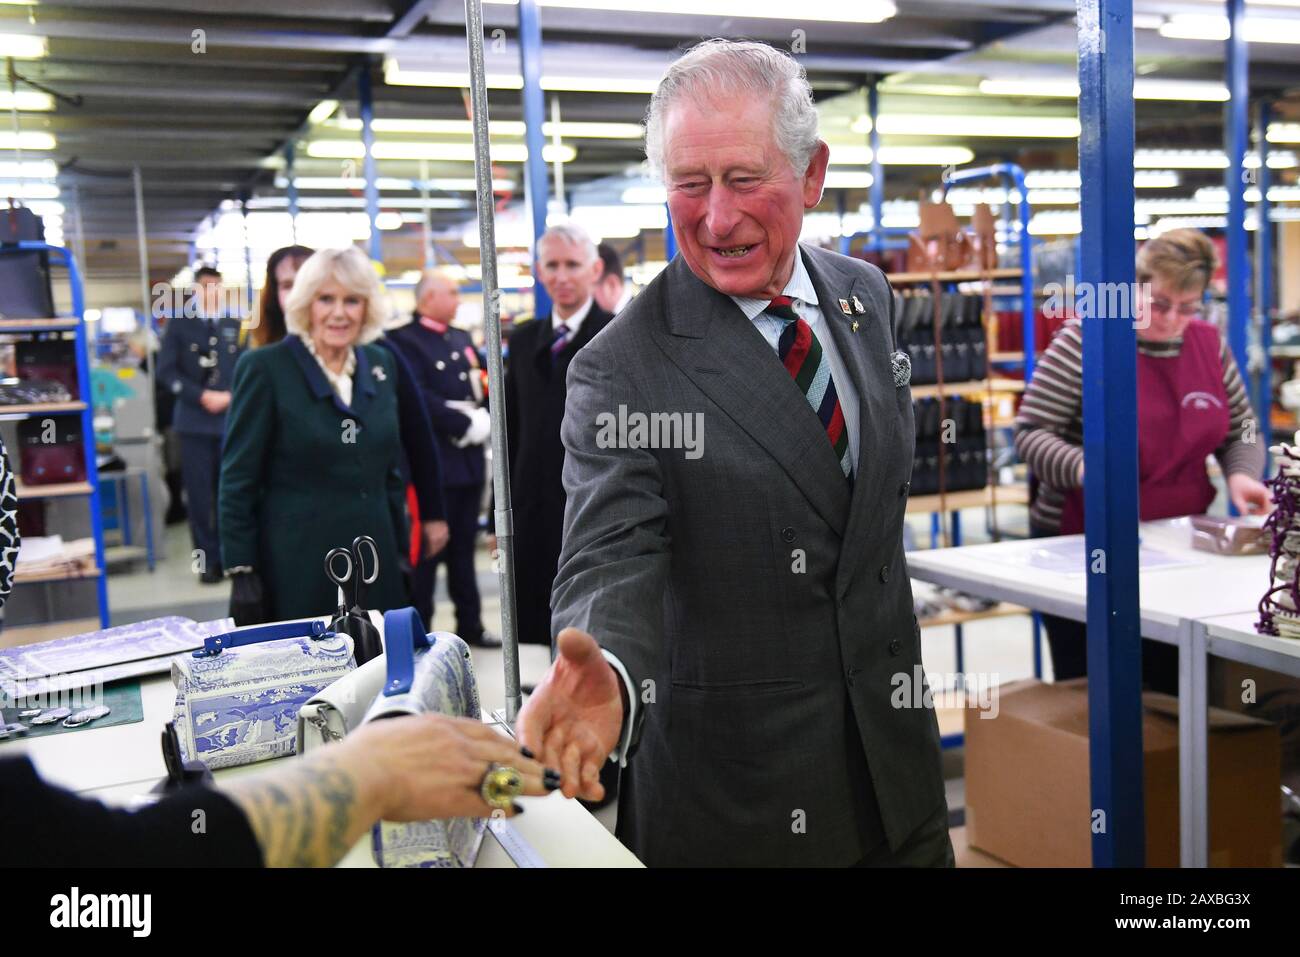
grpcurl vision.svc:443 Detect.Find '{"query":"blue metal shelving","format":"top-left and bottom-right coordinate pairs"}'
top-left (0, 241), bottom-right (110, 629)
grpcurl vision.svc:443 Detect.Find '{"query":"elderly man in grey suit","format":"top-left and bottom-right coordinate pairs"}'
top-left (517, 38), bottom-right (951, 867)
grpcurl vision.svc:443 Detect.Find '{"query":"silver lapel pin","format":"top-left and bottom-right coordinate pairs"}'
top-left (372, 365), bottom-right (387, 382)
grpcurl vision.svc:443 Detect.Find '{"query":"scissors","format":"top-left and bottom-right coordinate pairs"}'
top-left (325, 535), bottom-right (380, 615)
top-left (324, 536), bottom-right (384, 665)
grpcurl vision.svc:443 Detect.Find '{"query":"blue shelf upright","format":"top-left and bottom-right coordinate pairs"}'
top-left (1, 241), bottom-right (111, 629)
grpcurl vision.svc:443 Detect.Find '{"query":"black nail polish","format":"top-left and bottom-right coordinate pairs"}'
top-left (544, 767), bottom-right (561, 780)
top-left (512, 802), bottom-right (525, 815)
top-left (520, 746), bottom-right (536, 759)
top-left (544, 777), bottom-right (561, 791)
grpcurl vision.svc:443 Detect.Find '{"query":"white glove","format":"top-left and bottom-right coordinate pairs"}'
top-left (449, 402), bottom-right (490, 447)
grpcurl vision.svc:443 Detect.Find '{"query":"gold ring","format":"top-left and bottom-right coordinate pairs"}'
top-left (480, 763), bottom-right (523, 811)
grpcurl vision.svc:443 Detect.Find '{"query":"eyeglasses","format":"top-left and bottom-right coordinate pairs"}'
top-left (1148, 299), bottom-right (1203, 319)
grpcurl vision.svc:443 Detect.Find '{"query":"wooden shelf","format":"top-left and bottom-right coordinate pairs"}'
top-left (15, 480), bottom-right (93, 499)
top-left (887, 267), bottom-right (1024, 285)
top-left (14, 565), bottom-right (101, 585)
top-left (910, 378), bottom-right (1025, 399)
top-left (918, 601), bottom-right (1030, 629)
top-left (0, 616), bottom-right (101, 650)
top-left (0, 400), bottom-right (87, 417)
top-left (906, 483), bottom-right (1030, 514)
top-left (989, 351), bottom-right (1024, 363)
top-left (0, 317), bottom-right (79, 333)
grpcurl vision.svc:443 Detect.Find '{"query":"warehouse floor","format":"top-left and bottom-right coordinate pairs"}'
top-left (106, 509), bottom-right (1036, 866)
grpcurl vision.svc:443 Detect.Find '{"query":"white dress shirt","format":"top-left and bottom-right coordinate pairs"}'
top-left (554, 295), bottom-right (595, 340)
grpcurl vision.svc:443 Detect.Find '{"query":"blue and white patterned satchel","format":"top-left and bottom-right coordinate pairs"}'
top-left (365, 607), bottom-right (485, 868)
top-left (171, 619), bottom-right (355, 770)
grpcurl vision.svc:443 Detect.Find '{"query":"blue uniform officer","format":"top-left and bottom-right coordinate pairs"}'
top-left (157, 266), bottom-right (244, 583)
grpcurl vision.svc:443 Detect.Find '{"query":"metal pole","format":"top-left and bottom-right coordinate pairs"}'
top-left (285, 142), bottom-right (300, 244)
top-left (1256, 100), bottom-right (1274, 468)
top-left (133, 164), bottom-right (160, 524)
top-left (518, 0), bottom-right (551, 317)
top-left (358, 65), bottom-right (383, 264)
top-left (240, 194), bottom-right (254, 315)
top-left (70, 181), bottom-right (88, 276)
top-left (868, 79), bottom-right (883, 252)
top-left (1077, 0), bottom-right (1145, 867)
top-left (549, 95), bottom-right (566, 214)
top-left (8, 59), bottom-right (23, 176)
top-left (466, 0), bottom-right (522, 726)
top-left (1225, 0), bottom-right (1250, 383)
top-left (418, 157), bottom-right (434, 268)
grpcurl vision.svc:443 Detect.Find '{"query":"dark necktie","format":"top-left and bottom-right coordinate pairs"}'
top-left (550, 321), bottom-right (571, 364)
top-left (766, 295), bottom-right (852, 480)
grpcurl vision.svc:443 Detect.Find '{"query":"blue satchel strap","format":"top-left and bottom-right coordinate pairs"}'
top-left (382, 607), bottom-right (433, 697)
top-left (193, 618), bottom-right (330, 658)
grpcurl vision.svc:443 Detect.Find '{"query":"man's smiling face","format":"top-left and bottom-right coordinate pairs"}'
top-left (663, 93), bottom-right (828, 300)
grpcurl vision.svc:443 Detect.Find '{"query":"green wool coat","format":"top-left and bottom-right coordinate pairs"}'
top-left (219, 335), bottom-right (409, 621)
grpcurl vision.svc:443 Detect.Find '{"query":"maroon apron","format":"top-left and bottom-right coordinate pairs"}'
top-left (1060, 319), bottom-right (1230, 535)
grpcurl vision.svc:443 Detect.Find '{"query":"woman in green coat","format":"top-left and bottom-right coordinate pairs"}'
top-left (220, 247), bottom-right (413, 623)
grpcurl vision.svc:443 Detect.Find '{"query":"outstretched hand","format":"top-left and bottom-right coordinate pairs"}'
top-left (516, 628), bottom-right (624, 802)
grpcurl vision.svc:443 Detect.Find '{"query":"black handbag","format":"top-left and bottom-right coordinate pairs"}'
top-left (0, 203), bottom-right (54, 320)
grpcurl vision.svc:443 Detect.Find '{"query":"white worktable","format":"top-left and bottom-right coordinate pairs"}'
top-left (904, 517), bottom-right (1273, 867)
top-left (1, 674), bottom-right (641, 868)
top-left (904, 517), bottom-right (1269, 644)
top-left (1181, 611), bottom-right (1300, 867)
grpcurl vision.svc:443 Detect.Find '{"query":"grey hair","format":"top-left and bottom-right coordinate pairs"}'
top-left (537, 221), bottom-right (597, 264)
top-left (414, 267), bottom-right (454, 302)
top-left (644, 39), bottom-right (820, 180)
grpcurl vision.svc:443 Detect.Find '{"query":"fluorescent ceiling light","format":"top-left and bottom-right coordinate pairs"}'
top-left (824, 171), bottom-right (875, 189)
top-left (0, 131), bottom-right (55, 150)
top-left (248, 196), bottom-right (469, 211)
top-left (0, 33), bottom-right (47, 58)
top-left (0, 159), bottom-right (57, 178)
top-left (0, 181), bottom-right (58, 199)
top-left (482, 0), bottom-right (896, 22)
top-left (334, 118), bottom-right (642, 139)
top-left (1022, 169), bottom-right (1181, 189)
top-left (622, 185), bottom-right (668, 204)
top-left (978, 78), bottom-right (1228, 101)
top-left (1134, 149), bottom-right (1297, 169)
top-left (854, 114), bottom-right (1080, 138)
top-left (305, 139), bottom-right (575, 163)
top-left (1195, 185), bottom-right (1300, 203)
top-left (1159, 14), bottom-right (1300, 43)
top-left (0, 90), bottom-right (52, 111)
top-left (1269, 123), bottom-right (1300, 143)
top-left (375, 211), bottom-right (404, 230)
top-left (278, 176), bottom-right (514, 192)
top-left (383, 60), bottom-right (659, 94)
top-left (829, 145), bottom-right (975, 166)
top-left (1026, 189), bottom-right (1080, 205)
top-left (307, 99), bottom-right (339, 125)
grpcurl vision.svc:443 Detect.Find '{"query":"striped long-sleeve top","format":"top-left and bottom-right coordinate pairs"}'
top-left (1014, 319), bottom-right (1265, 534)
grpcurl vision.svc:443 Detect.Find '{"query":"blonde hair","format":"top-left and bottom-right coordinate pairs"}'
top-left (1136, 228), bottom-right (1218, 294)
top-left (284, 246), bottom-right (388, 345)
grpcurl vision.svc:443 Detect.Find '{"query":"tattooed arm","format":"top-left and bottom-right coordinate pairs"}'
top-left (223, 713), bottom-right (553, 868)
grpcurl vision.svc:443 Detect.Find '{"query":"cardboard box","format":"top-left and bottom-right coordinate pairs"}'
top-left (1209, 658), bottom-right (1300, 790)
top-left (964, 678), bottom-right (1281, 867)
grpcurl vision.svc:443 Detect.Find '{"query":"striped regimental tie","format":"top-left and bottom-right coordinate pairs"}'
top-left (550, 321), bottom-right (571, 364)
top-left (767, 295), bottom-right (852, 480)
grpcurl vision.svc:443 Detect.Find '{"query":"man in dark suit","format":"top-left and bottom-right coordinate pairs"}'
top-left (157, 266), bottom-right (243, 583)
top-left (385, 270), bottom-right (497, 646)
top-left (516, 39), bottom-right (950, 866)
top-left (503, 223), bottom-right (613, 647)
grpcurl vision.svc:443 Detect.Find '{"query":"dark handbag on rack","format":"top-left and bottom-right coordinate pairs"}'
top-left (904, 295), bottom-right (937, 386)
top-left (16, 416), bottom-right (85, 485)
top-left (0, 203), bottom-right (54, 320)
top-left (15, 337), bottom-right (79, 398)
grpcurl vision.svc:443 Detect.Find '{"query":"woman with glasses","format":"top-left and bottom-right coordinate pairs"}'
top-left (1015, 228), bottom-right (1270, 689)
